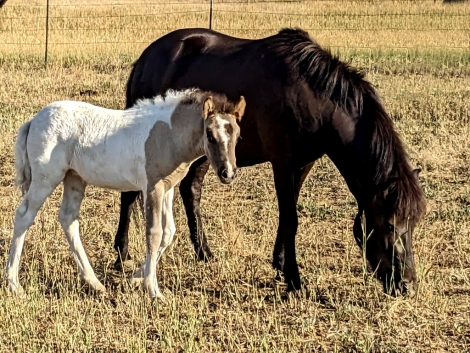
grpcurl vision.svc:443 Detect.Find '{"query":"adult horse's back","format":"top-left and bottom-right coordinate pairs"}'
top-left (116, 28), bottom-right (426, 295)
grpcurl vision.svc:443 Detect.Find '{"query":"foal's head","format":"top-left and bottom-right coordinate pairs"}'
top-left (201, 95), bottom-right (246, 184)
top-left (353, 169), bottom-right (425, 296)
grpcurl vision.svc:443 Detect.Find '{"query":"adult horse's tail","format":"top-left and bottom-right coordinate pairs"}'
top-left (124, 62), bottom-right (145, 217)
top-left (15, 121), bottom-right (32, 195)
top-left (125, 63), bottom-right (137, 108)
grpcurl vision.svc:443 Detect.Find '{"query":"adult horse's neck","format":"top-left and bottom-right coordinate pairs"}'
top-left (325, 94), bottom-right (400, 208)
top-left (271, 28), bottom-right (420, 214)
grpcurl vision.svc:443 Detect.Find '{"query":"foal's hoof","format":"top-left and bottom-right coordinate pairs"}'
top-left (91, 281), bottom-right (106, 293)
top-left (8, 282), bottom-right (26, 299)
top-left (143, 279), bottom-right (165, 300)
top-left (130, 276), bottom-right (144, 288)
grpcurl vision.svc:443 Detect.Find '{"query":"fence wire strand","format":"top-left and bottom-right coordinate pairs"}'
top-left (1, 0), bottom-right (469, 63)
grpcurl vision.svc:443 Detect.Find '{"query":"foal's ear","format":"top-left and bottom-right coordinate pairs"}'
top-left (203, 96), bottom-right (215, 119)
top-left (233, 96), bottom-right (246, 122)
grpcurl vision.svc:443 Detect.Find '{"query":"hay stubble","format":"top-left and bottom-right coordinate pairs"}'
top-left (0, 0), bottom-right (469, 351)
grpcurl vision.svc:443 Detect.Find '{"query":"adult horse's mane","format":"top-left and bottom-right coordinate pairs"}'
top-left (271, 28), bottom-right (425, 221)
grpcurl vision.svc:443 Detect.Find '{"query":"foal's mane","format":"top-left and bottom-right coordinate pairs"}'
top-left (135, 89), bottom-right (238, 115)
top-left (180, 89), bottom-right (241, 114)
top-left (271, 28), bottom-right (425, 221)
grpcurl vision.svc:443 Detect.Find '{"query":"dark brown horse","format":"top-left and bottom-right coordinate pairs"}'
top-left (114, 28), bottom-right (426, 295)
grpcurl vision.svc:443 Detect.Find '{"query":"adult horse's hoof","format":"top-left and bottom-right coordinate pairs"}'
top-left (195, 246), bottom-right (214, 262)
top-left (114, 254), bottom-right (134, 271)
top-left (283, 285), bottom-right (310, 301)
top-left (286, 278), bottom-right (303, 293)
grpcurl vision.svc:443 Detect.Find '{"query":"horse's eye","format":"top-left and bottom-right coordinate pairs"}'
top-left (207, 133), bottom-right (215, 143)
top-left (386, 223), bottom-right (395, 232)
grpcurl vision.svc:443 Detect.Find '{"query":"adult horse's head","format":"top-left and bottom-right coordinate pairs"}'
top-left (201, 94), bottom-right (245, 184)
top-left (353, 168), bottom-right (425, 296)
top-left (347, 95), bottom-right (426, 297)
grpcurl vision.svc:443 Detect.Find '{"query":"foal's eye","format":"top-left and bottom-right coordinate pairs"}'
top-left (207, 133), bottom-right (215, 143)
top-left (386, 223), bottom-right (395, 232)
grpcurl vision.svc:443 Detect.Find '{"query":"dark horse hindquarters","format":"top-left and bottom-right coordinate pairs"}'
top-left (116, 28), bottom-right (426, 295)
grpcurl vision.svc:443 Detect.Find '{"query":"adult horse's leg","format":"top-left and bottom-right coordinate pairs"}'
top-left (114, 191), bottom-right (139, 269)
top-left (272, 162), bottom-right (302, 291)
top-left (293, 162), bottom-right (315, 204)
top-left (179, 156), bottom-right (212, 261)
top-left (272, 162), bottom-right (314, 278)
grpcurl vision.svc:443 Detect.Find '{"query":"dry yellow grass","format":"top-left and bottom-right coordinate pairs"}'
top-left (0, 0), bottom-right (470, 352)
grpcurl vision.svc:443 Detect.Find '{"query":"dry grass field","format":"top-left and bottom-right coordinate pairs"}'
top-left (0, 0), bottom-right (470, 352)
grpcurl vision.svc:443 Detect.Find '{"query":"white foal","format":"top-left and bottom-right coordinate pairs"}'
top-left (7, 89), bottom-right (246, 299)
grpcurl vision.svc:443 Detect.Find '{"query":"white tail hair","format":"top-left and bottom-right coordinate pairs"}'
top-left (15, 121), bottom-right (31, 195)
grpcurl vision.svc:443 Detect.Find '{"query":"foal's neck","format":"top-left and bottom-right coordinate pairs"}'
top-left (169, 102), bottom-right (206, 163)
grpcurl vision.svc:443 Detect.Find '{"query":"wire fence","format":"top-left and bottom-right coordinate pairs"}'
top-left (0, 0), bottom-right (469, 64)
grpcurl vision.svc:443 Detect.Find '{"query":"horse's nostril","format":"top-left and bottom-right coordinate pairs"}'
top-left (221, 169), bottom-right (228, 179)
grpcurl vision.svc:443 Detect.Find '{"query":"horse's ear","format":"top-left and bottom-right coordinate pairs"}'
top-left (203, 96), bottom-right (214, 119)
top-left (233, 96), bottom-right (246, 122)
top-left (412, 168), bottom-right (421, 180)
top-left (382, 177), bottom-right (399, 199)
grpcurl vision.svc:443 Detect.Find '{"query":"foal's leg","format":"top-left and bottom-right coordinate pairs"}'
top-left (179, 157), bottom-right (212, 261)
top-left (131, 188), bottom-right (176, 285)
top-left (157, 187), bottom-right (177, 262)
top-left (114, 191), bottom-right (139, 269)
top-left (271, 162), bottom-right (301, 291)
top-left (59, 172), bottom-right (105, 292)
top-left (273, 162), bottom-right (314, 276)
top-left (143, 182), bottom-right (166, 299)
top-left (7, 179), bottom-right (59, 295)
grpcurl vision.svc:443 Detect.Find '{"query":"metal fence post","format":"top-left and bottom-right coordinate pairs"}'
top-left (44, 0), bottom-right (50, 65)
top-left (209, 0), bottom-right (213, 29)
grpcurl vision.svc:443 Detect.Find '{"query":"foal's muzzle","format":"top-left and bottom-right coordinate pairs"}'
top-left (218, 165), bottom-right (237, 184)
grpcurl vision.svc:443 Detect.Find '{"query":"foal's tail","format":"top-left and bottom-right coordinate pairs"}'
top-left (15, 121), bottom-right (32, 195)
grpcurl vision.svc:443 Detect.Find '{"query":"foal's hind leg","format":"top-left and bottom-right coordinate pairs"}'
top-left (7, 179), bottom-right (60, 296)
top-left (59, 172), bottom-right (105, 292)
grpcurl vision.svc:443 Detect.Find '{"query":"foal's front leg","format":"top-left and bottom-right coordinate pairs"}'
top-left (143, 182), bottom-right (166, 299)
top-left (131, 187), bottom-right (176, 285)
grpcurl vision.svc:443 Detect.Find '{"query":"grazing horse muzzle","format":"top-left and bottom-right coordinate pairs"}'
top-left (218, 165), bottom-right (237, 184)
